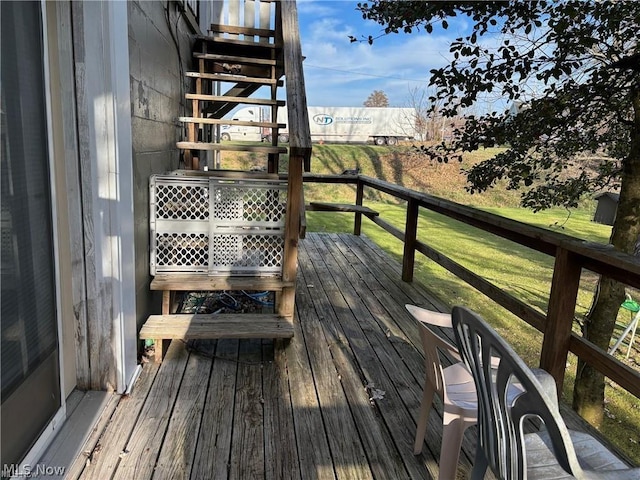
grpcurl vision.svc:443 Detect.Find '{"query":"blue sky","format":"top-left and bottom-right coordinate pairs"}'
top-left (297, 0), bottom-right (459, 108)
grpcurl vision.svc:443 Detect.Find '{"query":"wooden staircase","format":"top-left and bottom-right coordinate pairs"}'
top-left (140, 0), bottom-right (311, 361)
top-left (177, 18), bottom-right (288, 173)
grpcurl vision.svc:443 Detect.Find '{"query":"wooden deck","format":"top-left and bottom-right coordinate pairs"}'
top-left (67, 233), bottom-right (622, 480)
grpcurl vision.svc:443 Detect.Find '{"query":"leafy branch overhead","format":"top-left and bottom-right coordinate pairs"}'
top-left (354, 1), bottom-right (640, 212)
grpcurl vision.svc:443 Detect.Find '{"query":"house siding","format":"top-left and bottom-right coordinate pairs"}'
top-left (127, 1), bottom-right (195, 331)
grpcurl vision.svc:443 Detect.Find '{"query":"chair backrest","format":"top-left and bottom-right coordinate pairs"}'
top-left (406, 305), bottom-right (461, 403)
top-left (451, 306), bottom-right (583, 479)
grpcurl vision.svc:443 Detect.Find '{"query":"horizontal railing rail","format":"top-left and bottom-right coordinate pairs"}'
top-left (301, 173), bottom-right (640, 400)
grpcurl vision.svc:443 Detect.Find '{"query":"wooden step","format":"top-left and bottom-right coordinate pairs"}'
top-left (195, 34), bottom-right (281, 50)
top-left (185, 71), bottom-right (282, 86)
top-left (185, 94), bottom-right (285, 107)
top-left (139, 314), bottom-right (294, 340)
top-left (177, 142), bottom-right (287, 154)
top-left (194, 53), bottom-right (276, 66)
top-left (150, 275), bottom-right (293, 292)
top-left (307, 202), bottom-right (380, 216)
top-left (209, 24), bottom-right (275, 39)
top-left (178, 117), bottom-right (286, 129)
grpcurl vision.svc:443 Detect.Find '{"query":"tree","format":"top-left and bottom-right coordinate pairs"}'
top-left (364, 89), bottom-right (389, 107)
top-left (405, 85), bottom-right (465, 142)
top-left (406, 85), bottom-right (438, 141)
top-left (355, 1), bottom-right (640, 427)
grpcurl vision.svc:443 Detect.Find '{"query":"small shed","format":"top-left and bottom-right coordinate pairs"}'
top-left (593, 192), bottom-right (619, 226)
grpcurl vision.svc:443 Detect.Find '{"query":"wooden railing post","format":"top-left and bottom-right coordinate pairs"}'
top-left (402, 198), bottom-right (419, 282)
top-left (280, 0), bottom-right (311, 320)
top-left (540, 247), bottom-right (582, 393)
top-left (354, 177), bottom-right (364, 236)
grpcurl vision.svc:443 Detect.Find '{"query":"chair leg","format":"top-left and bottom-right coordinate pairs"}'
top-left (414, 383), bottom-right (435, 454)
top-left (438, 413), bottom-right (468, 480)
top-left (470, 445), bottom-right (489, 480)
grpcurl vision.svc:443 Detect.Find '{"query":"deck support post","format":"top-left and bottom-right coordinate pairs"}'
top-left (280, 150), bottom-right (305, 320)
top-left (155, 290), bottom-right (175, 363)
top-left (540, 247), bottom-right (582, 394)
top-left (354, 178), bottom-right (364, 236)
top-left (402, 198), bottom-right (419, 282)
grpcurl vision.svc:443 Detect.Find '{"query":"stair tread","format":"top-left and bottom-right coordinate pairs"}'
top-left (178, 117), bottom-right (286, 128)
top-left (194, 53), bottom-right (277, 66)
top-left (209, 24), bottom-right (276, 39)
top-left (186, 94), bottom-right (285, 107)
top-left (177, 141), bottom-right (287, 154)
top-left (185, 71), bottom-right (281, 85)
top-left (139, 313), bottom-right (294, 340)
top-left (195, 35), bottom-right (281, 50)
top-left (150, 275), bottom-right (292, 291)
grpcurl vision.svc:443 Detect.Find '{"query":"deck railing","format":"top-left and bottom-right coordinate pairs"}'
top-left (203, 0), bottom-right (275, 35)
top-left (301, 173), bottom-right (640, 401)
top-left (279, 0), bottom-right (312, 318)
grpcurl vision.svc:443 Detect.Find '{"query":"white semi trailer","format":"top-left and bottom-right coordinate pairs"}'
top-left (220, 106), bottom-right (417, 145)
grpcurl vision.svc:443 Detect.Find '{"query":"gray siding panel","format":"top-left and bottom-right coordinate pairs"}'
top-left (128, 1), bottom-right (194, 332)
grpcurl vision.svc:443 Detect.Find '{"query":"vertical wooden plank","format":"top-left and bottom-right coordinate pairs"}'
top-left (228, 0), bottom-right (240, 38)
top-left (402, 198), bottom-right (419, 282)
top-left (229, 339), bottom-right (265, 480)
top-left (244, 0), bottom-right (256, 37)
top-left (155, 290), bottom-right (172, 362)
top-left (192, 339), bottom-right (240, 480)
top-left (55, 0), bottom-right (90, 389)
top-left (354, 179), bottom-right (364, 236)
top-left (540, 247), bottom-right (582, 392)
top-left (259, 0), bottom-right (272, 42)
top-left (71, 0), bottom-right (119, 390)
top-left (210, 0), bottom-right (224, 35)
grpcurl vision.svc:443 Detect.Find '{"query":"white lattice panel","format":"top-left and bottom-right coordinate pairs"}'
top-left (150, 175), bottom-right (286, 276)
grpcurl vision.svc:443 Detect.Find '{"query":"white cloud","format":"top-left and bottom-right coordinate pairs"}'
top-left (295, 1), bottom-right (484, 106)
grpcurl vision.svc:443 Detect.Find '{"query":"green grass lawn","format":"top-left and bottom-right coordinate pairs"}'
top-left (306, 201), bottom-right (640, 463)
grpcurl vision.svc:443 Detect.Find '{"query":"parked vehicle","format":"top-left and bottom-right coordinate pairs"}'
top-left (219, 106), bottom-right (417, 145)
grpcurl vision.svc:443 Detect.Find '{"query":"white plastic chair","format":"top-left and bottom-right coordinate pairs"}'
top-left (451, 305), bottom-right (640, 480)
top-left (406, 304), bottom-right (478, 480)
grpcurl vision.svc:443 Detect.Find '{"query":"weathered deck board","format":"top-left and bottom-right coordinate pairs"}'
top-left (230, 339), bottom-right (266, 479)
top-left (114, 341), bottom-right (190, 479)
top-left (71, 233), bottom-right (627, 480)
top-left (153, 342), bottom-right (214, 480)
top-left (191, 339), bottom-right (239, 480)
top-left (295, 262), bottom-right (374, 480)
top-left (306, 234), bottom-right (432, 479)
top-left (286, 300), bottom-right (335, 480)
top-left (263, 340), bottom-right (301, 480)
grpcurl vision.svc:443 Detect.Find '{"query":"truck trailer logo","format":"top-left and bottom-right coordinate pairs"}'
top-left (313, 113), bottom-right (334, 125)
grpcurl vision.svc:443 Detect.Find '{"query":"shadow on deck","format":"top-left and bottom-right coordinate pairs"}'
top-left (68, 233), bottom-right (618, 480)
